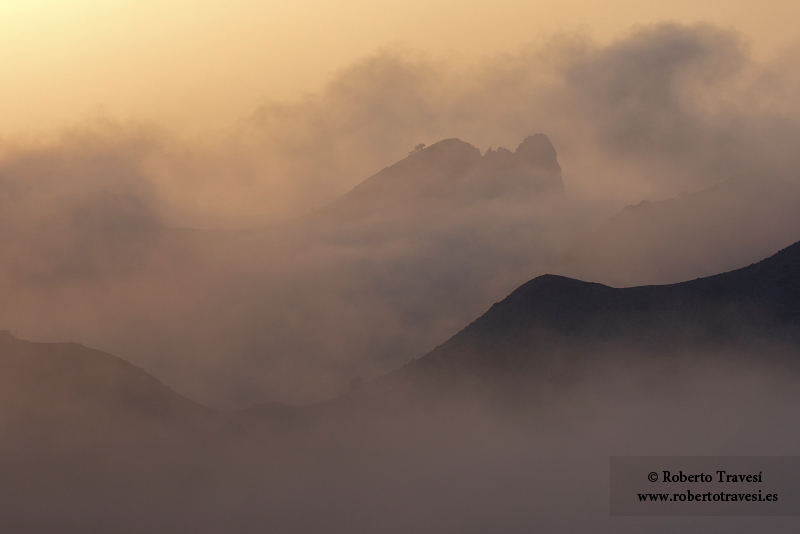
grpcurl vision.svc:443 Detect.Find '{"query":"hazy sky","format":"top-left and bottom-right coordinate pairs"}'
top-left (3, 0), bottom-right (800, 139)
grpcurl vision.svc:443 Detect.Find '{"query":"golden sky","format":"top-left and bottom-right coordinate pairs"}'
top-left (2, 0), bottom-right (799, 139)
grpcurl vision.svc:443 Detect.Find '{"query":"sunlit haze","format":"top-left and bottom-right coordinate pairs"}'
top-left (3, 0), bottom-right (800, 138)
top-left (3, 2), bottom-right (800, 532)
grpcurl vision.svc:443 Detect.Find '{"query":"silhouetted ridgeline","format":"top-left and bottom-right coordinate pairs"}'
top-left (397, 240), bottom-right (800, 390)
top-left (3, 242), bottom-right (800, 533)
top-left (310, 134), bottom-right (563, 226)
top-left (0, 134), bottom-right (570, 408)
top-left (3, 239), bottom-right (800, 425)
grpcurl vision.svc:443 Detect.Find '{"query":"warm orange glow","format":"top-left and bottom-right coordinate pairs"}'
top-left (2, 0), bottom-right (799, 138)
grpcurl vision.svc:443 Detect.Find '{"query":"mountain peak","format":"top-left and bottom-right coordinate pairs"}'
top-left (344, 134), bottom-right (563, 207)
top-left (419, 137), bottom-right (480, 155)
top-left (515, 134), bottom-right (561, 175)
top-left (402, 137), bottom-right (483, 174)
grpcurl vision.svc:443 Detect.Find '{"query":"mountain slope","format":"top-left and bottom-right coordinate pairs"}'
top-left (0, 330), bottom-right (219, 428)
top-left (314, 133), bottom-right (563, 225)
top-left (0, 134), bottom-right (572, 408)
top-left (3, 244), bottom-right (800, 533)
top-left (400, 239), bottom-right (800, 386)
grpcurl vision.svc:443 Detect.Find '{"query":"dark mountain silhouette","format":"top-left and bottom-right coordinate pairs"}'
top-left (5, 241), bottom-right (800, 429)
top-left (3, 242), bottom-right (800, 533)
top-left (398, 239), bottom-right (800, 391)
top-left (557, 174), bottom-right (800, 286)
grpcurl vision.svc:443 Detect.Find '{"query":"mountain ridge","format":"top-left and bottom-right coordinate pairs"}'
top-left (401, 239), bottom-right (800, 387)
top-left (312, 133), bottom-right (564, 224)
top-left (4, 238), bottom-right (800, 421)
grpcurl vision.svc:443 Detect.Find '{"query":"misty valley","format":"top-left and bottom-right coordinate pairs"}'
top-left (2, 124), bottom-right (800, 533)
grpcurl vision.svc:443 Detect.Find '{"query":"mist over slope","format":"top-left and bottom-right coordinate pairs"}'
top-left (557, 174), bottom-right (800, 286)
top-left (3, 241), bottom-right (800, 533)
top-left (3, 19), bottom-right (800, 533)
top-left (2, 130), bottom-right (800, 408)
top-left (0, 134), bottom-right (574, 407)
top-left (398, 239), bottom-right (800, 393)
top-left (4, 22), bottom-right (800, 408)
top-left (318, 133), bottom-right (563, 220)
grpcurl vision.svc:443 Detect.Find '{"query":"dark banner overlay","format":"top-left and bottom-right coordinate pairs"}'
top-left (611, 456), bottom-right (800, 516)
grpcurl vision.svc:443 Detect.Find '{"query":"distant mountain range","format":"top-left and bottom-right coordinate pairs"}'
top-left (4, 238), bottom-right (800, 429)
top-left (313, 133), bottom-right (563, 224)
top-left (0, 134), bottom-right (571, 407)
top-left (556, 174), bottom-right (800, 286)
top-left (3, 238), bottom-right (799, 532)
top-left (3, 132), bottom-right (800, 408)
top-left (4, 134), bottom-right (800, 533)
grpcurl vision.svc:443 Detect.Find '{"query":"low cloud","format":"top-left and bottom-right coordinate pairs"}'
top-left (2, 23), bottom-right (800, 406)
top-left (4, 23), bottom-right (800, 227)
